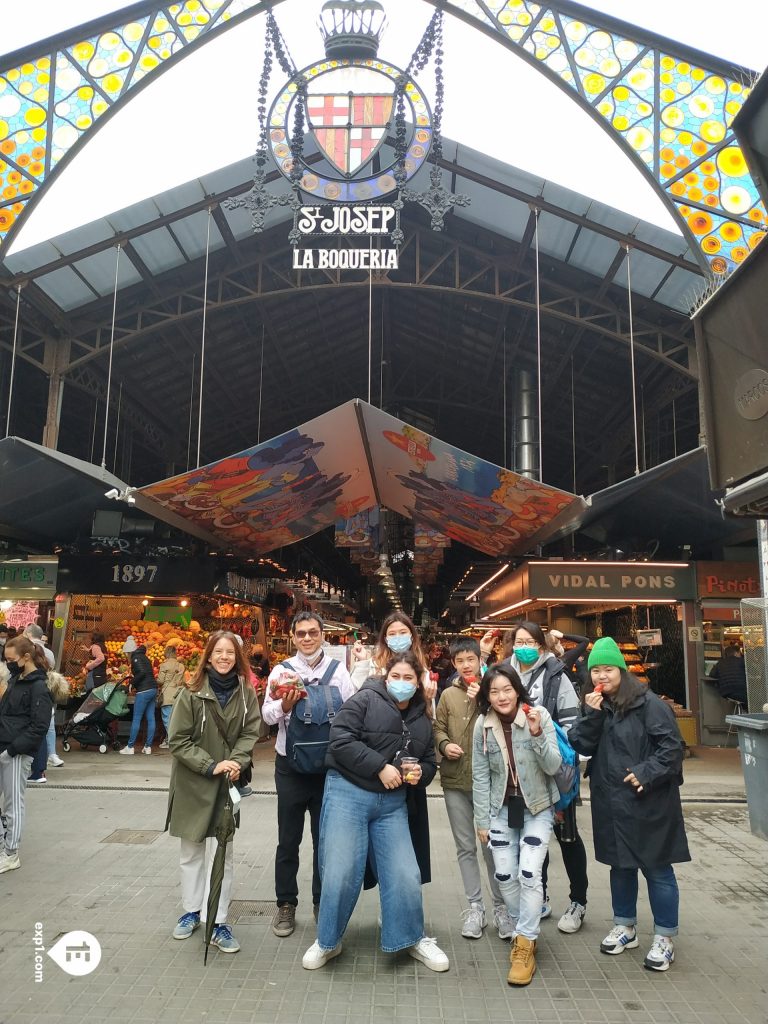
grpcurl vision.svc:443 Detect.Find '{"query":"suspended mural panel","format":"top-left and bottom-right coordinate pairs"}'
top-left (140, 401), bottom-right (376, 553)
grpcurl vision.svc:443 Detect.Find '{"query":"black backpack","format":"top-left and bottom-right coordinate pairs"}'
top-left (283, 659), bottom-right (343, 774)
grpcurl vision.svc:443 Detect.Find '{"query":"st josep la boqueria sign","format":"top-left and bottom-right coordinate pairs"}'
top-left (292, 204), bottom-right (399, 270)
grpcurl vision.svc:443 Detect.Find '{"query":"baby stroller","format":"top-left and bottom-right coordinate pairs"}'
top-left (62, 678), bottom-right (130, 753)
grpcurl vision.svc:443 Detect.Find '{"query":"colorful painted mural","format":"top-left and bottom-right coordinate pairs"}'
top-left (139, 400), bottom-right (585, 558)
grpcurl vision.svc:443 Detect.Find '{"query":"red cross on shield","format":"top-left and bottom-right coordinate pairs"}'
top-left (307, 93), bottom-right (394, 175)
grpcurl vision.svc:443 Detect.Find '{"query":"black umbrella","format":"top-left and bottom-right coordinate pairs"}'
top-left (203, 775), bottom-right (237, 965)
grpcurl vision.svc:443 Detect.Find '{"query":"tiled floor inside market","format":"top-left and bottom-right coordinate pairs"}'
top-left (2, 750), bottom-right (766, 1024)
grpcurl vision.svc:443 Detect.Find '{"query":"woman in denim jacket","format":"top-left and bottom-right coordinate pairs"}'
top-left (472, 665), bottom-right (561, 987)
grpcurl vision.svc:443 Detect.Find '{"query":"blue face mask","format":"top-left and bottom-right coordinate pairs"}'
top-left (515, 645), bottom-right (540, 666)
top-left (386, 634), bottom-right (412, 654)
top-left (387, 680), bottom-right (418, 703)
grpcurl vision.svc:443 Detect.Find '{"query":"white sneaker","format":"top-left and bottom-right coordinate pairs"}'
top-left (493, 905), bottom-right (516, 940)
top-left (600, 924), bottom-right (639, 955)
top-left (27, 777), bottom-right (47, 784)
top-left (159, 740), bottom-right (169, 749)
top-left (0, 852), bottom-right (21, 873)
top-left (119, 746), bottom-right (134, 755)
top-left (460, 903), bottom-right (486, 939)
top-left (558, 901), bottom-right (586, 934)
top-left (408, 936), bottom-right (450, 972)
top-left (142, 746), bottom-right (152, 755)
top-left (48, 755), bottom-right (64, 767)
top-left (540, 896), bottom-right (552, 919)
top-left (644, 935), bottom-right (675, 972)
top-left (302, 941), bottom-right (342, 970)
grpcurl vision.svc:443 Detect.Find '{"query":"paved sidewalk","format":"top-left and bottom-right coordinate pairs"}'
top-left (2, 763), bottom-right (766, 1024)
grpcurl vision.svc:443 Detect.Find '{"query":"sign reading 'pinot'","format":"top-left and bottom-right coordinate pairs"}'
top-left (292, 204), bottom-right (399, 270)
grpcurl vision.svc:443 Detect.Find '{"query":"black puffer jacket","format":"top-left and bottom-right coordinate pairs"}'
top-left (130, 647), bottom-right (157, 691)
top-left (325, 676), bottom-right (437, 793)
top-left (0, 668), bottom-right (53, 757)
top-left (569, 690), bottom-right (690, 869)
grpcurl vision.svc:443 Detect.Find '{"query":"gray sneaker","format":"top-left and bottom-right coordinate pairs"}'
top-left (460, 903), bottom-right (486, 939)
top-left (272, 903), bottom-right (296, 937)
top-left (211, 924), bottom-right (240, 953)
top-left (493, 905), bottom-right (516, 940)
top-left (558, 901), bottom-right (586, 934)
top-left (172, 911), bottom-right (200, 940)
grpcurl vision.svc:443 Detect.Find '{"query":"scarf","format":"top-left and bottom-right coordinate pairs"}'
top-left (207, 667), bottom-right (239, 708)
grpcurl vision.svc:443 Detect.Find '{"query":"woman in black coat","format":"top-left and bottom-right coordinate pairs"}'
top-left (569, 637), bottom-right (689, 974)
top-left (301, 651), bottom-right (449, 974)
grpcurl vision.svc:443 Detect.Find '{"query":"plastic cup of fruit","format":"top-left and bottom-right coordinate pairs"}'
top-left (400, 756), bottom-right (419, 782)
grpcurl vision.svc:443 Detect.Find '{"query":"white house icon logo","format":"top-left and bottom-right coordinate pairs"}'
top-left (47, 931), bottom-right (102, 976)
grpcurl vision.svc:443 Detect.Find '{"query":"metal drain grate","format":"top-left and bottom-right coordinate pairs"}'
top-left (228, 899), bottom-right (275, 923)
top-left (100, 829), bottom-right (163, 845)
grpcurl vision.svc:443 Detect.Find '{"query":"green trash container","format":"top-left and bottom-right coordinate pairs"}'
top-left (725, 713), bottom-right (768, 841)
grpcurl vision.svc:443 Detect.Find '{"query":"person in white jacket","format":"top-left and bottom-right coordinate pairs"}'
top-left (350, 612), bottom-right (437, 701)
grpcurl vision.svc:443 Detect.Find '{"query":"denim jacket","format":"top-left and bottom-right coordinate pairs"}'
top-left (472, 706), bottom-right (561, 828)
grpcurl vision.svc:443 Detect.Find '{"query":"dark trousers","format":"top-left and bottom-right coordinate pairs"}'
top-left (30, 739), bottom-right (47, 781)
top-left (542, 815), bottom-right (589, 906)
top-left (274, 754), bottom-right (325, 907)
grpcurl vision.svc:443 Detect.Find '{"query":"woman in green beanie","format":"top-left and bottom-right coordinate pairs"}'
top-left (569, 636), bottom-right (690, 974)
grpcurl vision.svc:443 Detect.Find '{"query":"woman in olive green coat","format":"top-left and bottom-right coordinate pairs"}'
top-left (166, 630), bottom-right (261, 954)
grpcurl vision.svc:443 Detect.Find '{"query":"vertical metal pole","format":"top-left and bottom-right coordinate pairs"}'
top-left (4, 283), bottom-right (22, 439)
top-left (101, 243), bottom-right (121, 469)
top-left (186, 352), bottom-right (196, 471)
top-left (672, 398), bottom-right (678, 458)
top-left (502, 326), bottom-right (507, 469)
top-left (758, 520), bottom-right (768, 711)
top-left (534, 208), bottom-right (543, 482)
top-left (625, 244), bottom-right (641, 476)
top-left (367, 236), bottom-right (373, 405)
top-left (196, 208), bottom-right (212, 469)
top-left (257, 323), bottom-right (265, 445)
top-left (571, 354), bottom-right (577, 493)
top-left (113, 382), bottom-right (123, 474)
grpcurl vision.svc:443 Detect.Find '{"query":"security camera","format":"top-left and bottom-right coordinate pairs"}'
top-left (104, 488), bottom-right (120, 499)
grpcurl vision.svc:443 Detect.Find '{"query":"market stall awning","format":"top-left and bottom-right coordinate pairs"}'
top-left (137, 400), bottom-right (586, 558)
top-left (0, 436), bottom-right (130, 544)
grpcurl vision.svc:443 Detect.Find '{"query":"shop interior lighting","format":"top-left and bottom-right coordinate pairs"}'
top-left (465, 563), bottom-right (510, 602)
top-left (142, 599), bottom-right (149, 607)
top-left (180, 599), bottom-right (189, 607)
top-left (527, 561), bottom-right (689, 568)
top-left (486, 598), bottom-right (533, 618)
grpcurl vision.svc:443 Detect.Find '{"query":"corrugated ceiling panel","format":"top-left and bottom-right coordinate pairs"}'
top-left (566, 227), bottom-right (622, 279)
top-left (652, 267), bottom-right (702, 313)
top-left (71, 250), bottom-right (143, 296)
top-left (107, 198), bottom-right (165, 233)
top-left (167, 209), bottom-right (223, 261)
top-left (3, 238), bottom-right (61, 275)
top-left (452, 178), bottom-right (532, 241)
top-left (50, 218), bottom-right (113, 255)
top-left (129, 226), bottom-right (189, 276)
top-left (35, 266), bottom-right (96, 310)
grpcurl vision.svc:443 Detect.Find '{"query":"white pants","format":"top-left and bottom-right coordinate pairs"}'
top-left (0, 751), bottom-right (34, 855)
top-left (179, 837), bottom-right (234, 924)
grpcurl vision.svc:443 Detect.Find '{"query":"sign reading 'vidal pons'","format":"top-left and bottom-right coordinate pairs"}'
top-left (292, 204), bottom-right (399, 270)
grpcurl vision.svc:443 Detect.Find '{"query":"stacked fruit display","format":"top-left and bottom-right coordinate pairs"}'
top-left (106, 620), bottom-right (208, 675)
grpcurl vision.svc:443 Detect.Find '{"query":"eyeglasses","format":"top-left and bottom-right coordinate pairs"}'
top-left (513, 639), bottom-right (538, 648)
top-left (294, 629), bottom-right (321, 639)
top-left (489, 687), bottom-right (517, 698)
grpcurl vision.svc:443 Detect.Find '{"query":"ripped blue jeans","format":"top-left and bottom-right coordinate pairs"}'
top-left (487, 804), bottom-right (554, 940)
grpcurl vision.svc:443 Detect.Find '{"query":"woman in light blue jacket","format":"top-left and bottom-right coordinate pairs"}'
top-left (473, 664), bottom-right (561, 987)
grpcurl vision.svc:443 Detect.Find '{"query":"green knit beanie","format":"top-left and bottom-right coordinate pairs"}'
top-left (587, 637), bottom-right (628, 672)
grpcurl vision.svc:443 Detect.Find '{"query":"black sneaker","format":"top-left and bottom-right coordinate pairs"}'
top-left (272, 903), bottom-right (296, 937)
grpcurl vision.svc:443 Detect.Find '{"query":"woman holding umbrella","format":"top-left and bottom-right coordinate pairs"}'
top-left (165, 630), bottom-right (261, 955)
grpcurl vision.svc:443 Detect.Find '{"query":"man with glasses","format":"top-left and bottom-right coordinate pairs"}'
top-left (263, 611), bottom-right (355, 938)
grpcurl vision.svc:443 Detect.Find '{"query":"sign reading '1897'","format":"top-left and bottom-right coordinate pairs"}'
top-left (293, 205), bottom-right (399, 270)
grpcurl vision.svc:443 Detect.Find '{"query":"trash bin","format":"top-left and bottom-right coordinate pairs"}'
top-left (725, 713), bottom-right (768, 841)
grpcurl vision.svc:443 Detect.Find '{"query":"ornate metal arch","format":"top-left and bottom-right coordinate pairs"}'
top-left (0, 0), bottom-right (763, 277)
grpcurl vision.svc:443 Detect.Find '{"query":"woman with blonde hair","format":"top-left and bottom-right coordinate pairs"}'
top-left (165, 630), bottom-right (261, 955)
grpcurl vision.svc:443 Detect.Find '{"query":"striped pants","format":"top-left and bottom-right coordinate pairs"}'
top-left (0, 751), bottom-right (34, 855)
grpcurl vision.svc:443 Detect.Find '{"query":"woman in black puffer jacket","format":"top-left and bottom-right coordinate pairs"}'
top-left (301, 651), bottom-right (448, 974)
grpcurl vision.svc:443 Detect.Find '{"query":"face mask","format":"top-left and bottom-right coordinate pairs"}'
top-left (386, 680), bottom-right (418, 702)
top-left (386, 634), bottom-right (412, 654)
top-left (7, 660), bottom-right (22, 677)
top-left (515, 646), bottom-right (540, 666)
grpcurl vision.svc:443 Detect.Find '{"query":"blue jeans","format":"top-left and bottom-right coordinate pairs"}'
top-left (488, 804), bottom-right (554, 940)
top-left (610, 865), bottom-right (679, 936)
top-left (161, 705), bottom-right (173, 736)
top-left (317, 770), bottom-right (424, 953)
top-left (46, 712), bottom-right (57, 759)
top-left (128, 689), bottom-right (157, 748)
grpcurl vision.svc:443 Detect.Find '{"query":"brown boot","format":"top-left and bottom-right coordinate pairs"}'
top-left (507, 935), bottom-right (537, 986)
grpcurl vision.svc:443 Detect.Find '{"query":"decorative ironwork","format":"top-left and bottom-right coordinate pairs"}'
top-left (0, 0), bottom-right (763, 275)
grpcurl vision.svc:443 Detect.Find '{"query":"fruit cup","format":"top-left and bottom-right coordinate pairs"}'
top-left (400, 756), bottom-right (419, 782)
